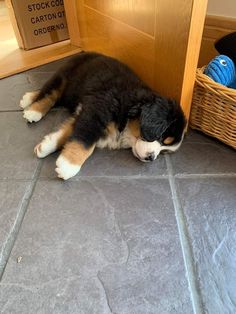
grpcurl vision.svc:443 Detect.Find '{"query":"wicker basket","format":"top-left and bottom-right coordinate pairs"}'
top-left (190, 67), bottom-right (236, 149)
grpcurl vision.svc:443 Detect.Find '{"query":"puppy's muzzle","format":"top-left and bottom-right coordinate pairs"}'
top-left (144, 152), bottom-right (155, 162)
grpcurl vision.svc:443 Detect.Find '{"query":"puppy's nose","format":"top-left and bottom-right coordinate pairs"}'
top-left (144, 152), bottom-right (155, 162)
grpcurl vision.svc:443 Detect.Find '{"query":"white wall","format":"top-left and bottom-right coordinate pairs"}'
top-left (207, 0), bottom-right (236, 17)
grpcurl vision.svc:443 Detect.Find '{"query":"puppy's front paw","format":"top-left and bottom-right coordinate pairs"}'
top-left (55, 155), bottom-right (81, 180)
top-left (23, 109), bottom-right (42, 123)
top-left (20, 92), bottom-right (37, 109)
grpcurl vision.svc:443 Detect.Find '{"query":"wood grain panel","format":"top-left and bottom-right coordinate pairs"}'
top-left (198, 15), bottom-right (236, 67)
top-left (154, 0), bottom-right (191, 99)
top-left (154, 0), bottom-right (207, 118)
top-left (84, 0), bottom-right (155, 36)
top-left (64, 0), bottom-right (81, 46)
top-left (77, 5), bottom-right (155, 87)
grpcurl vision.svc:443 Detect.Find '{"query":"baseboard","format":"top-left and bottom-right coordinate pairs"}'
top-left (198, 15), bottom-right (236, 67)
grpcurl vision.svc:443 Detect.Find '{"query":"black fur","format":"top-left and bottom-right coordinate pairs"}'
top-left (40, 52), bottom-right (186, 147)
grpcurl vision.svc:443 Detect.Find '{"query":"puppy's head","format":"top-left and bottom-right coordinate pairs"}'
top-left (131, 95), bottom-right (186, 162)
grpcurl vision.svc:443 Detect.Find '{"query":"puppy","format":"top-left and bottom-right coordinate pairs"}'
top-left (20, 52), bottom-right (186, 180)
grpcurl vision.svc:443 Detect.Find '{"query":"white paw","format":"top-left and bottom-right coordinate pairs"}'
top-left (34, 131), bottom-right (62, 158)
top-left (55, 155), bottom-right (81, 180)
top-left (23, 109), bottom-right (42, 123)
top-left (20, 92), bottom-right (37, 109)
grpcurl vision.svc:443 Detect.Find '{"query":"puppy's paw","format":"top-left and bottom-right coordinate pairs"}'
top-left (20, 92), bottom-right (37, 109)
top-left (55, 155), bottom-right (81, 180)
top-left (34, 132), bottom-right (60, 158)
top-left (23, 109), bottom-right (42, 123)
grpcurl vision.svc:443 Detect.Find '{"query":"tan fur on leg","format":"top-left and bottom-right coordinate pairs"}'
top-left (62, 141), bottom-right (95, 165)
top-left (20, 91), bottom-right (39, 109)
top-left (55, 141), bottom-right (95, 180)
top-left (23, 80), bottom-right (65, 122)
top-left (34, 117), bottom-right (75, 158)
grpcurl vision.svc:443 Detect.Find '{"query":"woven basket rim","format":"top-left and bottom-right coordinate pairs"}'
top-left (196, 67), bottom-right (236, 102)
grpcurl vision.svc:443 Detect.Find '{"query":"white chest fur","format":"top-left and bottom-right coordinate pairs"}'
top-left (96, 125), bottom-right (136, 150)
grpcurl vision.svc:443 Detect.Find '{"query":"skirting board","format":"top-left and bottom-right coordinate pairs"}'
top-left (198, 15), bottom-right (236, 67)
top-left (0, 40), bottom-right (82, 79)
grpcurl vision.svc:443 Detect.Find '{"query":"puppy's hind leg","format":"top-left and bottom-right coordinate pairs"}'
top-left (20, 91), bottom-right (39, 109)
top-left (22, 75), bottom-right (65, 123)
top-left (55, 141), bottom-right (95, 180)
top-left (34, 117), bottom-right (75, 158)
top-left (55, 112), bottom-right (102, 180)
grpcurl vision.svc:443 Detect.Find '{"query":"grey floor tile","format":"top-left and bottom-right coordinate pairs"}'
top-left (0, 178), bottom-right (192, 314)
top-left (0, 55), bottom-right (76, 112)
top-left (0, 71), bottom-right (64, 111)
top-left (170, 140), bottom-right (236, 175)
top-left (185, 129), bottom-right (219, 144)
top-left (0, 74), bottom-right (32, 111)
top-left (26, 72), bottom-right (53, 91)
top-left (40, 148), bottom-right (168, 179)
top-left (176, 178), bottom-right (236, 314)
top-left (0, 180), bottom-right (30, 274)
top-left (0, 112), bottom-right (58, 179)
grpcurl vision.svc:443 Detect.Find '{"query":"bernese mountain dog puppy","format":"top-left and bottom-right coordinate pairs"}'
top-left (20, 52), bottom-right (186, 180)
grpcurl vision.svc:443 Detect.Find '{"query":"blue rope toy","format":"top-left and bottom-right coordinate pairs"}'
top-left (204, 55), bottom-right (236, 89)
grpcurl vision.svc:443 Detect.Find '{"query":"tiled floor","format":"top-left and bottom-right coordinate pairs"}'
top-left (0, 57), bottom-right (236, 314)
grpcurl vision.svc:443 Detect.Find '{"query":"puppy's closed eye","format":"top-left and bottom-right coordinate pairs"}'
top-left (163, 137), bottom-right (175, 145)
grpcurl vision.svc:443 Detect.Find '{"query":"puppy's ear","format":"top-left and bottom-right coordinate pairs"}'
top-left (140, 103), bottom-right (167, 142)
top-left (140, 98), bottom-right (182, 142)
top-left (128, 104), bottom-right (141, 118)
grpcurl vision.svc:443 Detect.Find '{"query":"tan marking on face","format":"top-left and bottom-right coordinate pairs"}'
top-left (57, 117), bottom-right (76, 148)
top-left (62, 141), bottom-right (95, 166)
top-left (163, 136), bottom-right (175, 145)
top-left (127, 119), bottom-right (140, 138)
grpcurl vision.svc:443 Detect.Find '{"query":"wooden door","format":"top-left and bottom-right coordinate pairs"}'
top-left (64, 0), bottom-right (207, 119)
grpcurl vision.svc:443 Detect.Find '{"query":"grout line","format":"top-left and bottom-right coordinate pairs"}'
top-left (0, 110), bottom-right (22, 113)
top-left (1, 172), bottom-right (234, 183)
top-left (165, 155), bottom-right (204, 314)
top-left (0, 160), bottom-right (43, 281)
top-left (37, 174), bottom-right (169, 181)
top-left (0, 179), bottom-right (32, 182)
top-left (0, 107), bottom-right (62, 114)
top-left (175, 173), bottom-right (236, 179)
